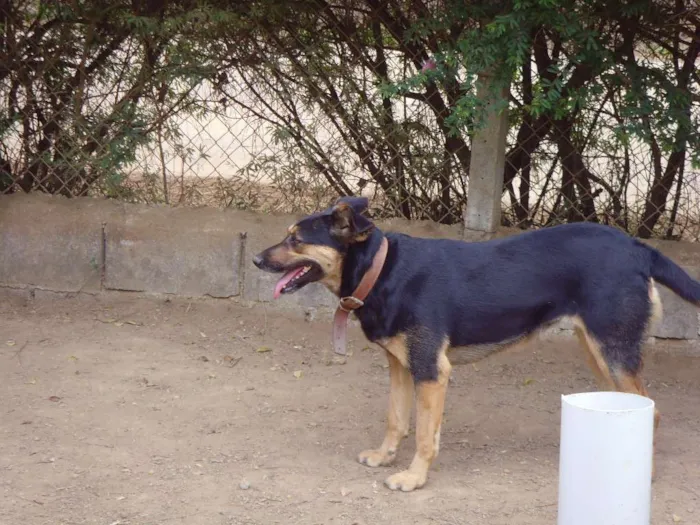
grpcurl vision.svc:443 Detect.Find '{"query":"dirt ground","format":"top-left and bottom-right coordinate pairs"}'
top-left (1, 291), bottom-right (699, 525)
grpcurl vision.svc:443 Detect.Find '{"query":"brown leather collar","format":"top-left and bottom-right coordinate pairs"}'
top-left (332, 236), bottom-right (389, 356)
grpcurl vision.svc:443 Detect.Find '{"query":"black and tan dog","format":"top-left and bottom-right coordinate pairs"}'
top-left (252, 196), bottom-right (700, 492)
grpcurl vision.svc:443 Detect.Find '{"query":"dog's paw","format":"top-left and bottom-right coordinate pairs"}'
top-left (384, 470), bottom-right (426, 492)
top-left (357, 448), bottom-right (396, 467)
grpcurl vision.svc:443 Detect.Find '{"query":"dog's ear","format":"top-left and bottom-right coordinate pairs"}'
top-left (335, 196), bottom-right (369, 214)
top-left (330, 197), bottom-right (374, 243)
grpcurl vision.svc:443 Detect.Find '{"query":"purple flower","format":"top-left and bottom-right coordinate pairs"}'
top-left (421, 58), bottom-right (437, 72)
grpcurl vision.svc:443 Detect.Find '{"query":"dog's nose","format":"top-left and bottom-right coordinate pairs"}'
top-left (252, 254), bottom-right (264, 269)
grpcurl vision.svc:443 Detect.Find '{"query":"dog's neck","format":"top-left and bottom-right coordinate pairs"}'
top-left (338, 228), bottom-right (386, 298)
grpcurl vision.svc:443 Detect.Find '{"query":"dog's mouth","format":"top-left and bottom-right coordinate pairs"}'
top-left (273, 261), bottom-right (323, 299)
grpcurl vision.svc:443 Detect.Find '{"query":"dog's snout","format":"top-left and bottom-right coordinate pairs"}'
top-left (252, 253), bottom-right (264, 269)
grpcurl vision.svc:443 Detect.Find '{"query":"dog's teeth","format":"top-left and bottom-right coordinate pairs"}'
top-left (287, 266), bottom-right (311, 288)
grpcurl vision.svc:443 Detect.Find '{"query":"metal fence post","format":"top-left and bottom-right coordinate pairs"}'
top-left (464, 72), bottom-right (510, 237)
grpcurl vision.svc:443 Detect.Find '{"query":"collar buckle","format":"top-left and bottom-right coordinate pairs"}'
top-left (339, 296), bottom-right (365, 312)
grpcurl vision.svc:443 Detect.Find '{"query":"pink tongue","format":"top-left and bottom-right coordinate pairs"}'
top-left (273, 267), bottom-right (306, 299)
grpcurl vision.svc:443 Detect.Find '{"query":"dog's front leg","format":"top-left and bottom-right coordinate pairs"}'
top-left (357, 350), bottom-right (414, 467)
top-left (384, 351), bottom-right (451, 492)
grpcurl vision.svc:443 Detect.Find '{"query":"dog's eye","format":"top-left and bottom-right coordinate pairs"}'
top-left (288, 235), bottom-right (300, 247)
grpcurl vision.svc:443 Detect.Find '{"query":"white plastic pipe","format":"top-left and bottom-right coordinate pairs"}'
top-left (557, 391), bottom-right (655, 525)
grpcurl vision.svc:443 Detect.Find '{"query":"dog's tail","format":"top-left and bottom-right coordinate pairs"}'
top-left (645, 244), bottom-right (700, 306)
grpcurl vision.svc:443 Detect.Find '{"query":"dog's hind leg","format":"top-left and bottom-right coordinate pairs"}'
top-left (575, 282), bottom-right (661, 475)
top-left (575, 319), bottom-right (652, 401)
top-left (384, 331), bottom-right (451, 492)
top-left (358, 349), bottom-right (414, 468)
top-left (573, 321), bottom-right (616, 390)
top-left (575, 283), bottom-right (662, 431)
top-left (577, 322), bottom-right (660, 478)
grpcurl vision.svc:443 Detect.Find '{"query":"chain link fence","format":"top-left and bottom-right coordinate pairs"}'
top-left (2, 1), bottom-right (699, 241)
top-left (502, 116), bottom-right (700, 241)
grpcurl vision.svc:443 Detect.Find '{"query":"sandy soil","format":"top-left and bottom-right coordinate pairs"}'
top-left (1, 290), bottom-right (699, 525)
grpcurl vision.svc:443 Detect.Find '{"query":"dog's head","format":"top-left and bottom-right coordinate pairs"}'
top-left (252, 196), bottom-right (375, 297)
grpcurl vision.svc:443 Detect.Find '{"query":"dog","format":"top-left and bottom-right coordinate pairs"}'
top-left (252, 196), bottom-right (700, 492)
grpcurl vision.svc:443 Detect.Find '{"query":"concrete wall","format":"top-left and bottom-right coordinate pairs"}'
top-left (2, 193), bottom-right (699, 342)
